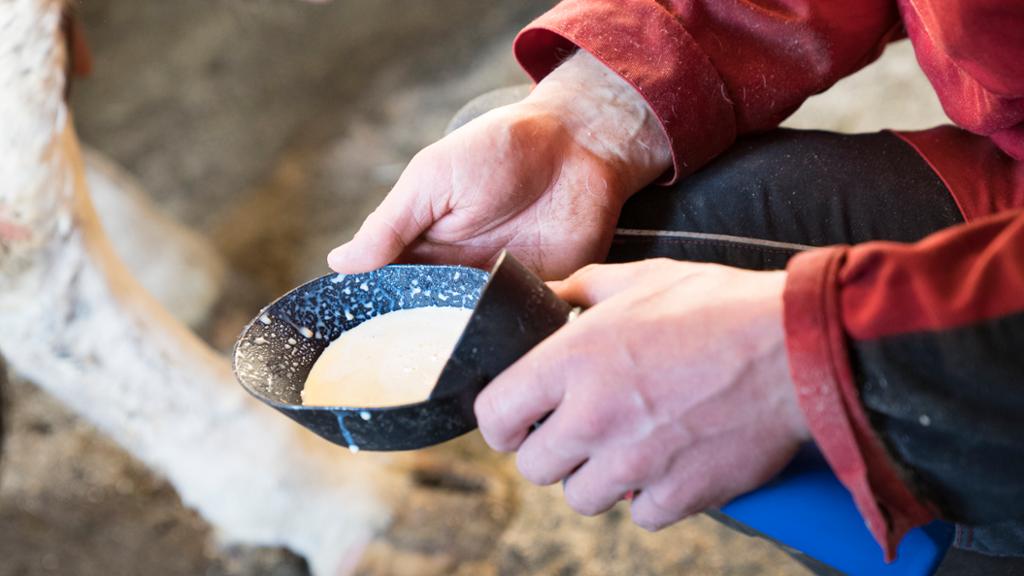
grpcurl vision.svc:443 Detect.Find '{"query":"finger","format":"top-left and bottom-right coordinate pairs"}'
top-left (561, 448), bottom-right (653, 516)
top-left (474, 330), bottom-right (573, 452)
top-left (550, 260), bottom-right (665, 307)
top-left (327, 167), bottom-right (439, 274)
top-left (629, 449), bottom-right (723, 532)
top-left (630, 484), bottom-right (700, 532)
top-left (513, 405), bottom-right (590, 486)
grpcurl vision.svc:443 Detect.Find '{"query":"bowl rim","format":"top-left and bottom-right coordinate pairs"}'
top-left (232, 262), bottom-right (489, 414)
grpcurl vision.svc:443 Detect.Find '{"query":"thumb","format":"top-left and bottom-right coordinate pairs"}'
top-left (327, 179), bottom-right (432, 274)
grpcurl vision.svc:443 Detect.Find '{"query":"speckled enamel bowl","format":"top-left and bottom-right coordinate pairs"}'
top-left (233, 253), bottom-right (574, 452)
top-left (233, 264), bottom-right (489, 452)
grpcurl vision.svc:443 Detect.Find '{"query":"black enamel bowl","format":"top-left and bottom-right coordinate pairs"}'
top-left (233, 253), bottom-right (572, 452)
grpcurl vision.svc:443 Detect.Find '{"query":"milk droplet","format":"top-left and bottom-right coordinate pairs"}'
top-left (359, 411), bottom-right (372, 421)
top-left (288, 338), bottom-right (297, 345)
top-left (349, 444), bottom-right (360, 454)
top-left (918, 414), bottom-right (931, 426)
top-left (254, 337), bottom-right (267, 345)
top-left (299, 327), bottom-right (314, 339)
top-left (259, 314), bottom-right (272, 325)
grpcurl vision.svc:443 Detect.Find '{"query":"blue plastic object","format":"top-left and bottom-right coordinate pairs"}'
top-left (720, 444), bottom-right (954, 576)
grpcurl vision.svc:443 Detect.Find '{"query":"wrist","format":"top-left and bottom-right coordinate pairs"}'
top-left (524, 51), bottom-right (672, 194)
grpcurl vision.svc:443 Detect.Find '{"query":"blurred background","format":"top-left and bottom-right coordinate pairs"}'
top-left (0, 1), bottom-right (948, 574)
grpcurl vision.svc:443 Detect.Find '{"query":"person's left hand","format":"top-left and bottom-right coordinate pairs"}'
top-left (474, 258), bottom-right (811, 530)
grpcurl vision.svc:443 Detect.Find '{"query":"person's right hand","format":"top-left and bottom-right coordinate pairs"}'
top-left (327, 52), bottom-right (671, 280)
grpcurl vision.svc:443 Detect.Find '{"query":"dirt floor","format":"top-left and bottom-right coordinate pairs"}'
top-left (1, 0), bottom-right (949, 574)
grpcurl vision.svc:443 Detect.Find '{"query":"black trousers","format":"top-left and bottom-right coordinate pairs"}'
top-left (449, 92), bottom-right (1021, 574)
top-left (609, 129), bottom-right (962, 264)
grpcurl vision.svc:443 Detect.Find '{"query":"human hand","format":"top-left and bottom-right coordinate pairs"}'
top-left (327, 52), bottom-right (670, 280)
top-left (474, 259), bottom-right (810, 529)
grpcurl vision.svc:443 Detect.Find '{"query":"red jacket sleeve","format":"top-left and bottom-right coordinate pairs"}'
top-left (785, 209), bottom-right (1024, 559)
top-left (514, 0), bottom-right (903, 182)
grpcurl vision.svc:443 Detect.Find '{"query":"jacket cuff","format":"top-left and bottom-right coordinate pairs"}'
top-left (784, 247), bottom-right (936, 561)
top-left (512, 0), bottom-right (736, 184)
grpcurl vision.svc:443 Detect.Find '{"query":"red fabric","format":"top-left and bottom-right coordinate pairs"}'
top-left (515, 0), bottom-right (906, 183)
top-left (514, 0), bottom-right (736, 182)
top-left (784, 248), bottom-right (937, 560)
top-left (896, 127), bottom-right (1024, 222)
top-left (899, 1), bottom-right (1024, 161)
top-left (840, 210), bottom-right (1024, 339)
top-left (515, 0), bottom-right (1024, 559)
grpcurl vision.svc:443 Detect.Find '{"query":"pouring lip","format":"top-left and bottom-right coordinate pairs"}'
top-left (425, 251), bottom-right (512, 402)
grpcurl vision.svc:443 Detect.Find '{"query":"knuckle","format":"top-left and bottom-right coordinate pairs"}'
top-left (565, 382), bottom-right (616, 442)
top-left (631, 491), bottom-right (678, 532)
top-left (650, 489), bottom-right (693, 527)
top-left (608, 453), bottom-right (647, 488)
top-left (473, 388), bottom-right (496, 423)
top-left (630, 507), bottom-right (662, 532)
top-left (515, 448), bottom-right (550, 486)
top-left (647, 488), bottom-right (678, 516)
top-left (564, 486), bottom-right (600, 517)
top-left (571, 400), bottom-right (608, 442)
top-left (682, 479), bottom-right (722, 517)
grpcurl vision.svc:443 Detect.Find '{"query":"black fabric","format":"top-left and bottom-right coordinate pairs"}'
top-left (956, 521), bottom-right (1024, 558)
top-left (609, 129), bottom-right (963, 269)
top-left (935, 543), bottom-right (1024, 576)
top-left (852, 311), bottom-right (1024, 526)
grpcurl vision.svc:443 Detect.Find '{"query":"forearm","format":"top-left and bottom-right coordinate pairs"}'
top-left (522, 51), bottom-right (671, 196)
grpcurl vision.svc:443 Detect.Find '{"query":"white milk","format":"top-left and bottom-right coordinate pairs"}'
top-left (301, 306), bottom-right (472, 407)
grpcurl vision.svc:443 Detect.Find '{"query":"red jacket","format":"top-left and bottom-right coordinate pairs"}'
top-left (514, 0), bottom-right (1024, 559)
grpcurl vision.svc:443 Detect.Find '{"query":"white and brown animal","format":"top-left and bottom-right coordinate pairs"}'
top-left (0, 2), bottom-right (401, 574)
